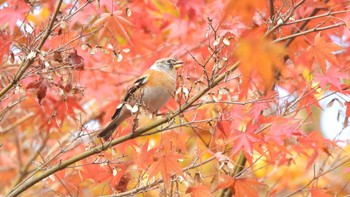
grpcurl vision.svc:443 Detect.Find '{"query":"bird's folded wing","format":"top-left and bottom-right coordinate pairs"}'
top-left (111, 74), bottom-right (150, 119)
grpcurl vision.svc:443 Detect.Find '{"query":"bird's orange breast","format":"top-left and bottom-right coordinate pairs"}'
top-left (143, 70), bottom-right (176, 92)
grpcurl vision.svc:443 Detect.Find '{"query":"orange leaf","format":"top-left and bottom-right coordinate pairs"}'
top-left (217, 175), bottom-right (264, 197)
top-left (309, 32), bottom-right (343, 72)
top-left (186, 184), bottom-right (212, 197)
top-left (93, 11), bottom-right (133, 44)
top-left (310, 187), bottom-right (333, 197)
top-left (133, 140), bottom-right (157, 170)
top-left (161, 131), bottom-right (187, 153)
top-left (236, 36), bottom-right (285, 90)
top-left (224, 0), bottom-right (267, 22)
top-left (148, 151), bottom-right (183, 187)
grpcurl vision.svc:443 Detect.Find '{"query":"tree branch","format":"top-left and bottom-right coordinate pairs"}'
top-left (284, 0), bottom-right (330, 47)
top-left (274, 22), bottom-right (345, 43)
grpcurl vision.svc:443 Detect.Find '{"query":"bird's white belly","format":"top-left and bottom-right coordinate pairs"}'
top-left (141, 86), bottom-right (173, 112)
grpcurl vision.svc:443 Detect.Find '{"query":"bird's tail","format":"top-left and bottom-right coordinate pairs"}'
top-left (97, 120), bottom-right (120, 140)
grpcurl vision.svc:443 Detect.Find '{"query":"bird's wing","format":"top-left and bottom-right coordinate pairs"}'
top-left (111, 74), bottom-right (150, 119)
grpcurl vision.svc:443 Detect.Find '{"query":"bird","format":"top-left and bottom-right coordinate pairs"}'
top-left (97, 58), bottom-right (184, 140)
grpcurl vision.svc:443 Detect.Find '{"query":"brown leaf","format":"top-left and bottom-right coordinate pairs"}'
top-left (26, 80), bottom-right (41, 89)
top-left (37, 80), bottom-right (47, 105)
top-left (53, 51), bottom-right (63, 62)
top-left (68, 49), bottom-right (84, 70)
top-left (186, 184), bottom-right (211, 197)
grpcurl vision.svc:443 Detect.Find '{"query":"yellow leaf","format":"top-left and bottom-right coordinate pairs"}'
top-left (236, 36), bottom-right (286, 90)
top-left (28, 7), bottom-right (50, 24)
top-left (224, 0), bottom-right (267, 22)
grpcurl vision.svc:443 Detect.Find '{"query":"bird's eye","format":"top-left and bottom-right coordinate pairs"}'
top-left (166, 59), bottom-right (175, 64)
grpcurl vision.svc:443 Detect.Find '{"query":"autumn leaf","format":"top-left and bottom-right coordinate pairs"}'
top-left (161, 131), bottom-right (188, 153)
top-left (27, 78), bottom-right (48, 105)
top-left (81, 160), bottom-right (128, 191)
top-left (93, 11), bottom-right (133, 44)
top-left (0, 0), bottom-right (30, 32)
top-left (217, 175), bottom-right (264, 197)
top-left (224, 0), bottom-right (267, 22)
top-left (67, 49), bottom-right (84, 70)
top-left (148, 151), bottom-right (184, 187)
top-left (296, 131), bottom-right (335, 169)
top-left (314, 68), bottom-right (346, 91)
top-left (310, 187), bottom-right (333, 197)
top-left (133, 140), bottom-right (157, 170)
top-left (115, 173), bottom-right (131, 192)
top-left (54, 96), bottom-right (84, 123)
top-left (266, 117), bottom-right (301, 145)
top-left (0, 30), bottom-right (11, 60)
top-left (230, 123), bottom-right (260, 155)
top-left (249, 101), bottom-right (268, 120)
top-left (186, 184), bottom-right (212, 197)
top-left (308, 32), bottom-right (343, 72)
top-left (236, 36), bottom-right (286, 90)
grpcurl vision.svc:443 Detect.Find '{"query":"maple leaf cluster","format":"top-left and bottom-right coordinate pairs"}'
top-left (0, 0), bottom-right (350, 196)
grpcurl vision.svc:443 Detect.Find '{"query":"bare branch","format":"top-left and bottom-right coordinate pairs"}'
top-left (274, 22), bottom-right (345, 43)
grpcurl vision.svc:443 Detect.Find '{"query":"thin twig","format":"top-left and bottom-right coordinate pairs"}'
top-left (274, 22), bottom-right (345, 43)
top-left (284, 10), bottom-right (350, 26)
top-left (284, 0), bottom-right (330, 47)
top-left (284, 156), bottom-right (350, 197)
top-left (12, 135), bottom-right (49, 186)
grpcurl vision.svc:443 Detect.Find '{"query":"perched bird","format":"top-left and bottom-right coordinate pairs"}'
top-left (98, 58), bottom-right (184, 140)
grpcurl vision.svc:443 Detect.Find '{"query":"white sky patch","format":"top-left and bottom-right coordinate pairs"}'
top-left (319, 91), bottom-right (350, 146)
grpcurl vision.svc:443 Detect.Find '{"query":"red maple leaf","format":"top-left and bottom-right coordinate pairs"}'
top-left (310, 187), bottom-right (333, 197)
top-left (230, 123), bottom-right (260, 155)
top-left (308, 32), bottom-right (343, 72)
top-left (81, 160), bottom-right (127, 190)
top-left (148, 150), bottom-right (183, 187)
top-left (0, 31), bottom-right (11, 60)
top-left (161, 131), bottom-right (188, 153)
top-left (315, 68), bottom-right (346, 91)
top-left (249, 101), bottom-right (268, 120)
top-left (217, 175), bottom-right (264, 197)
top-left (133, 140), bottom-right (157, 170)
top-left (53, 96), bottom-right (84, 124)
top-left (0, 0), bottom-right (30, 32)
top-left (27, 78), bottom-right (48, 105)
top-left (186, 184), bottom-right (212, 197)
top-left (93, 11), bottom-right (133, 44)
top-left (266, 117), bottom-right (301, 145)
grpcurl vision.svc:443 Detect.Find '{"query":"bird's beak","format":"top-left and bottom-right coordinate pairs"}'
top-left (173, 60), bottom-right (184, 70)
